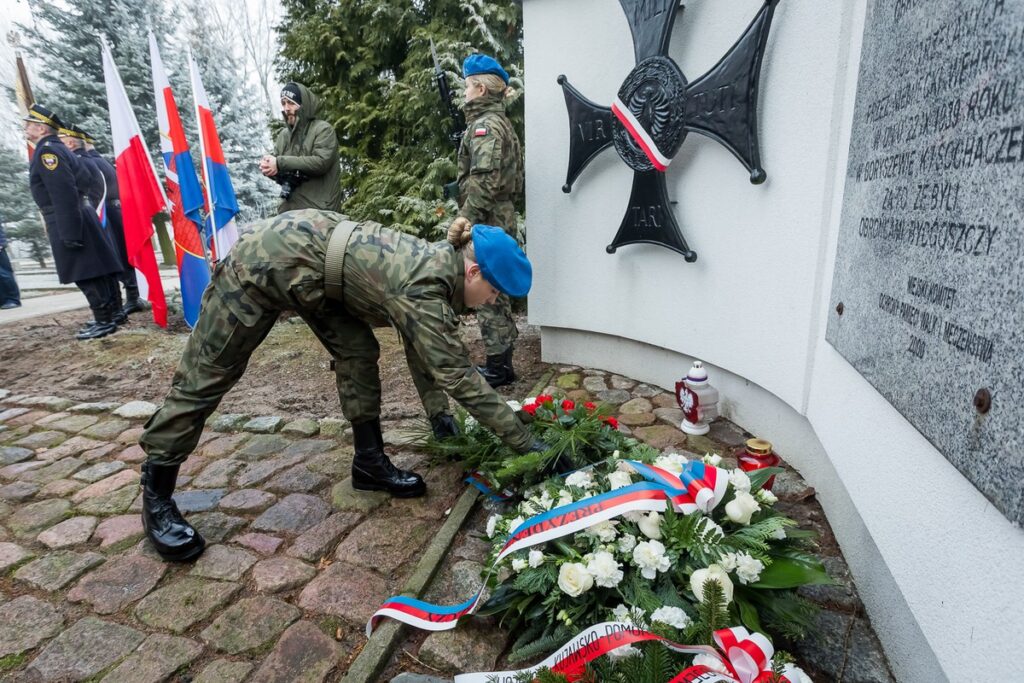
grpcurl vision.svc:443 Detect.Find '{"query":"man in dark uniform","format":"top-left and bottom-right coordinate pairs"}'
top-left (23, 104), bottom-right (123, 339)
top-left (0, 217), bottom-right (21, 310)
top-left (81, 127), bottom-right (146, 316)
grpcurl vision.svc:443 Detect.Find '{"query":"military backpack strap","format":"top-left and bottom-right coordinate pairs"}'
top-left (324, 220), bottom-right (360, 301)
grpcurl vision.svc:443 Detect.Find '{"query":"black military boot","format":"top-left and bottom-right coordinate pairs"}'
top-left (76, 308), bottom-right (117, 340)
top-left (351, 419), bottom-right (426, 498)
top-left (141, 462), bottom-right (206, 562)
top-left (477, 346), bottom-right (515, 388)
top-left (430, 413), bottom-right (459, 440)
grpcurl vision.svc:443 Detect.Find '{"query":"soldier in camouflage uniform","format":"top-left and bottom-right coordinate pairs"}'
top-left (456, 54), bottom-right (524, 388)
top-left (138, 209), bottom-right (541, 562)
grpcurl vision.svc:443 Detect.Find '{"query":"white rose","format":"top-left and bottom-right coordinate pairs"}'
top-left (506, 400), bottom-right (523, 412)
top-left (638, 511), bottom-right (663, 540)
top-left (512, 558), bottom-right (528, 572)
top-left (632, 540), bottom-right (671, 579)
top-left (486, 514), bottom-right (501, 538)
top-left (565, 470), bottom-right (595, 489)
top-left (557, 562), bottom-right (594, 597)
top-left (607, 470), bottom-right (633, 490)
top-left (586, 520), bottom-right (618, 543)
top-left (729, 469), bottom-right (752, 492)
top-left (693, 653), bottom-right (730, 674)
top-left (772, 527), bottom-right (787, 540)
top-left (586, 551), bottom-right (624, 588)
top-left (690, 564), bottom-right (734, 604)
top-left (528, 550), bottom-right (544, 568)
top-left (607, 644), bottom-right (641, 659)
top-left (725, 491), bottom-right (761, 525)
top-left (735, 553), bottom-right (765, 585)
top-left (787, 665), bottom-right (814, 683)
top-left (703, 453), bottom-right (722, 467)
top-left (617, 533), bottom-right (638, 554)
top-left (757, 488), bottom-right (778, 505)
top-left (651, 606), bottom-right (691, 630)
top-left (654, 452), bottom-right (687, 474)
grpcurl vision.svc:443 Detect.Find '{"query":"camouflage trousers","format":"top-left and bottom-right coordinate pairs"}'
top-left (476, 203), bottom-right (519, 356)
top-left (139, 242), bottom-right (449, 466)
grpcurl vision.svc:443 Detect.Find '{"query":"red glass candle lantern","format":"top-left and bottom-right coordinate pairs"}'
top-left (738, 438), bottom-right (781, 490)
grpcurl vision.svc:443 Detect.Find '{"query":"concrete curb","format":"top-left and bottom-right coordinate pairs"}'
top-left (341, 368), bottom-right (556, 682)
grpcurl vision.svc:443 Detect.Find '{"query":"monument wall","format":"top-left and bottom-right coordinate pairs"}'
top-left (522, 1), bottom-right (1024, 680)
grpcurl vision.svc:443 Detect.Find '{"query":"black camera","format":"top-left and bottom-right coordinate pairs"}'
top-left (275, 171), bottom-right (309, 200)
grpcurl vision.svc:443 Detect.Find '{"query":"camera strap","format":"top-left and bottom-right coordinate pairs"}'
top-left (324, 220), bottom-right (360, 301)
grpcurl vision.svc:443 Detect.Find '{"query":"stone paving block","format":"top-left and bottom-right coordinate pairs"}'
top-left (233, 532), bottom-right (283, 556)
top-left (22, 456), bottom-right (86, 484)
top-left (419, 619), bottom-right (507, 672)
top-left (192, 512), bottom-right (248, 543)
top-left (198, 433), bottom-right (250, 458)
top-left (297, 562), bottom-right (390, 623)
top-left (654, 407), bottom-right (684, 427)
top-left (81, 418), bottom-right (132, 440)
top-left (252, 493), bottom-right (331, 534)
top-left (135, 578), bottom-right (242, 633)
top-left (190, 544), bottom-right (258, 581)
top-left (0, 424), bottom-right (32, 444)
top-left (707, 418), bottom-right (750, 446)
top-left (116, 444), bottom-right (148, 463)
top-left (281, 418), bottom-right (319, 437)
top-left (219, 488), bottom-right (277, 513)
top-left (618, 412), bottom-right (657, 427)
top-left (633, 383), bottom-right (661, 398)
top-left (7, 498), bottom-right (71, 537)
top-left (651, 393), bottom-right (678, 409)
top-left (71, 468), bottom-right (140, 503)
top-left (26, 616), bottom-right (145, 681)
top-left (633, 424), bottom-right (688, 450)
top-left (194, 659), bottom-right (254, 683)
top-left (92, 514), bottom-right (145, 551)
top-left (76, 485), bottom-right (138, 516)
top-left (307, 449), bottom-right (352, 478)
top-left (68, 401), bottom-right (119, 414)
top-left (335, 516), bottom-right (431, 573)
top-left (0, 408), bottom-right (30, 423)
top-left (116, 426), bottom-right (146, 444)
top-left (252, 557), bottom-right (317, 594)
top-left (5, 410), bottom-right (47, 427)
top-left (37, 516), bottom-right (98, 549)
top-left (179, 453), bottom-right (208, 476)
top-left (101, 633), bottom-right (202, 683)
top-left (237, 434), bottom-right (290, 462)
top-left (596, 388), bottom-right (632, 405)
top-left (582, 376), bottom-right (607, 392)
top-left (0, 595), bottom-right (64, 657)
top-left (201, 596), bottom-right (300, 654)
top-left (610, 375), bottom-right (637, 390)
top-left (72, 460), bottom-right (126, 483)
top-left (0, 460), bottom-right (44, 480)
top-left (330, 477), bottom-right (388, 513)
top-left (13, 430), bottom-right (67, 450)
top-left (19, 396), bottom-right (73, 411)
top-left (43, 413), bottom-right (101, 434)
top-left (318, 417), bottom-right (349, 438)
top-left (0, 542), bottom-right (35, 571)
top-left (236, 452), bottom-right (309, 487)
top-left (67, 554), bottom-right (167, 613)
top-left (619, 397), bottom-right (653, 414)
top-left (174, 488), bottom-right (227, 513)
top-left (193, 459), bottom-right (246, 488)
top-left (0, 446), bottom-right (34, 465)
top-left (244, 416), bottom-right (285, 434)
top-left (113, 400), bottom-right (159, 420)
top-left (391, 675), bottom-right (450, 683)
top-left (80, 442), bottom-right (119, 462)
top-left (209, 413), bottom-right (249, 432)
top-left (555, 373), bottom-right (581, 389)
top-left (15, 550), bottom-right (104, 591)
top-left (266, 464), bottom-right (328, 494)
top-left (281, 441), bottom-right (337, 462)
top-left (286, 512), bottom-right (362, 562)
top-left (249, 620), bottom-right (340, 683)
top-left (39, 478), bottom-right (85, 497)
top-left (0, 480), bottom-right (39, 502)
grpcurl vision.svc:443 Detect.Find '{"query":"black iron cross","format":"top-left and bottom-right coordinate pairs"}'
top-left (559, 0), bottom-right (780, 262)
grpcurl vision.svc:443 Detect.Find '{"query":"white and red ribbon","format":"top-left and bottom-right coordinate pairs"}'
top-left (611, 96), bottom-right (673, 171)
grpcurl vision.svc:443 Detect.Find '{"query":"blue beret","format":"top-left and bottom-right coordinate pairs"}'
top-left (472, 225), bottom-right (531, 298)
top-left (462, 54), bottom-right (509, 84)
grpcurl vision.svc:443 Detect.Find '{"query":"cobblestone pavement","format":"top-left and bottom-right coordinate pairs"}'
top-left (383, 366), bottom-right (897, 683)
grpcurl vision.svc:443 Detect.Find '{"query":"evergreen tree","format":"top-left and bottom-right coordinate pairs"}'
top-left (276, 0), bottom-right (524, 238)
top-left (0, 140), bottom-right (49, 267)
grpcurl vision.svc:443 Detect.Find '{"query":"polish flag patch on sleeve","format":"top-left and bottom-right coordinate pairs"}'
top-left (474, 127), bottom-right (488, 137)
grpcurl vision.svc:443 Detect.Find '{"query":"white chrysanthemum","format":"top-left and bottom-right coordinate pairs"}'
top-left (703, 452), bottom-right (722, 467)
top-left (693, 653), bottom-right (730, 674)
top-left (757, 488), bottom-right (778, 505)
top-left (607, 470), bottom-right (633, 490)
top-left (651, 606), bottom-right (691, 630)
top-left (528, 550), bottom-right (544, 568)
top-left (638, 511), bottom-right (663, 540)
top-left (508, 516), bottom-right (526, 533)
top-left (565, 470), bottom-right (595, 489)
top-left (617, 533), bottom-right (638, 555)
top-left (506, 399), bottom-right (523, 412)
top-left (735, 554), bottom-right (765, 585)
top-left (586, 520), bottom-right (619, 543)
top-left (557, 562), bottom-right (594, 597)
top-left (632, 540), bottom-right (671, 579)
top-left (654, 452), bottom-right (687, 474)
top-left (622, 510), bottom-right (645, 523)
top-left (486, 514), bottom-right (501, 538)
top-left (729, 468), bottom-right (752, 492)
top-left (511, 558), bottom-right (528, 572)
top-left (772, 527), bottom-right (787, 540)
top-left (611, 604), bottom-right (644, 624)
top-left (586, 551), bottom-right (624, 588)
top-left (607, 644), bottom-right (641, 659)
top-left (535, 490), bottom-right (554, 510)
top-left (611, 449), bottom-right (622, 460)
top-left (718, 552), bottom-right (739, 572)
top-left (556, 489), bottom-right (574, 507)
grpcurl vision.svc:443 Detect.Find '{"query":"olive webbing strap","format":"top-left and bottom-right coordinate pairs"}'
top-left (324, 220), bottom-right (359, 301)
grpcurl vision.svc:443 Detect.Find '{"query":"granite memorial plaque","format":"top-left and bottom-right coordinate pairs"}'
top-left (826, 0), bottom-right (1023, 524)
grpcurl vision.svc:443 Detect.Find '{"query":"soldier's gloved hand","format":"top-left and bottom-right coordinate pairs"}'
top-left (430, 414), bottom-right (460, 441)
top-left (63, 239), bottom-right (84, 250)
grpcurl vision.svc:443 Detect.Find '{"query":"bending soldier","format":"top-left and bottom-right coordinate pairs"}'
top-left (454, 54), bottom-right (525, 388)
top-left (23, 104), bottom-right (123, 340)
top-left (139, 209), bottom-right (543, 562)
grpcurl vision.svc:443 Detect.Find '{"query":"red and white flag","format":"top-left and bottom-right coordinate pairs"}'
top-left (101, 39), bottom-right (170, 327)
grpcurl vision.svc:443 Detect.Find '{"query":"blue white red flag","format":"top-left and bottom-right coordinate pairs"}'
top-left (187, 49), bottom-right (239, 261)
top-left (101, 39), bottom-right (169, 328)
top-left (149, 33), bottom-right (209, 328)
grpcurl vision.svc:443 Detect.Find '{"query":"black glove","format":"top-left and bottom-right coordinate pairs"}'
top-left (430, 414), bottom-right (460, 441)
top-left (63, 239), bottom-right (85, 250)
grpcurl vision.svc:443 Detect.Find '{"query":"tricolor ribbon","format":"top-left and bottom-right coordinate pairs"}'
top-left (611, 96), bottom-right (673, 171)
top-left (366, 460), bottom-right (728, 636)
top-left (464, 471), bottom-right (514, 502)
top-left (454, 622), bottom-right (797, 683)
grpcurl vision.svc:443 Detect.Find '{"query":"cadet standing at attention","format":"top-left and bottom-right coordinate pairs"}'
top-left (454, 54), bottom-right (525, 388)
top-left (138, 210), bottom-right (546, 562)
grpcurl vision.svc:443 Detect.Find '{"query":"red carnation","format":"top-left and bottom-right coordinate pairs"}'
top-left (537, 394), bottom-right (554, 405)
top-left (523, 402), bottom-right (539, 416)
top-left (602, 416), bottom-right (619, 430)
top-left (561, 399), bottom-right (576, 411)
top-left (584, 402), bottom-right (597, 411)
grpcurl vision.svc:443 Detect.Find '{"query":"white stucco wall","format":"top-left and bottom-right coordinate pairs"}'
top-left (522, 1), bottom-right (1024, 681)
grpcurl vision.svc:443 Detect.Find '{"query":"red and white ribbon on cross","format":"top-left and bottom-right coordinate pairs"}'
top-left (611, 96), bottom-right (674, 171)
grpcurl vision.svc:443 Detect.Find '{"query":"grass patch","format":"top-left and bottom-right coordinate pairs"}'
top-left (0, 652), bottom-right (29, 671)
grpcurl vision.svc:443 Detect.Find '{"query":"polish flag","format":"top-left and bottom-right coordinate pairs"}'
top-left (101, 39), bottom-right (169, 327)
top-left (150, 33), bottom-right (210, 328)
top-left (188, 49), bottom-right (239, 260)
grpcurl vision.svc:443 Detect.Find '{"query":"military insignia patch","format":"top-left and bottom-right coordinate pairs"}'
top-left (41, 153), bottom-right (59, 170)
top-left (474, 127), bottom-right (488, 137)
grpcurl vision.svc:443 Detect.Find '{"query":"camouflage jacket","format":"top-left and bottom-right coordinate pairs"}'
top-left (457, 93), bottom-right (523, 234)
top-left (219, 210), bottom-right (533, 451)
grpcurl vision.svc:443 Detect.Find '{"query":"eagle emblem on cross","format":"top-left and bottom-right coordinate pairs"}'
top-left (559, 0), bottom-right (781, 262)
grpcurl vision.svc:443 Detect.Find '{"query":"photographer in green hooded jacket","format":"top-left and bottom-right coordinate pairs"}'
top-left (261, 83), bottom-right (343, 213)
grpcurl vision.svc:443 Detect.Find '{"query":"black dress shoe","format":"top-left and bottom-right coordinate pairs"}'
top-left (141, 462), bottom-right (206, 562)
top-left (76, 321), bottom-right (118, 340)
top-left (122, 297), bottom-right (149, 315)
top-left (351, 419), bottom-right (426, 498)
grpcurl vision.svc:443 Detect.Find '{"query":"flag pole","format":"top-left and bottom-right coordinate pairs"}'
top-left (188, 47), bottom-right (221, 263)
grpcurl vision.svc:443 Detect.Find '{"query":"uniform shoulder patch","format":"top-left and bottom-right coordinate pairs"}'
top-left (40, 153), bottom-right (59, 171)
top-left (474, 126), bottom-right (489, 137)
